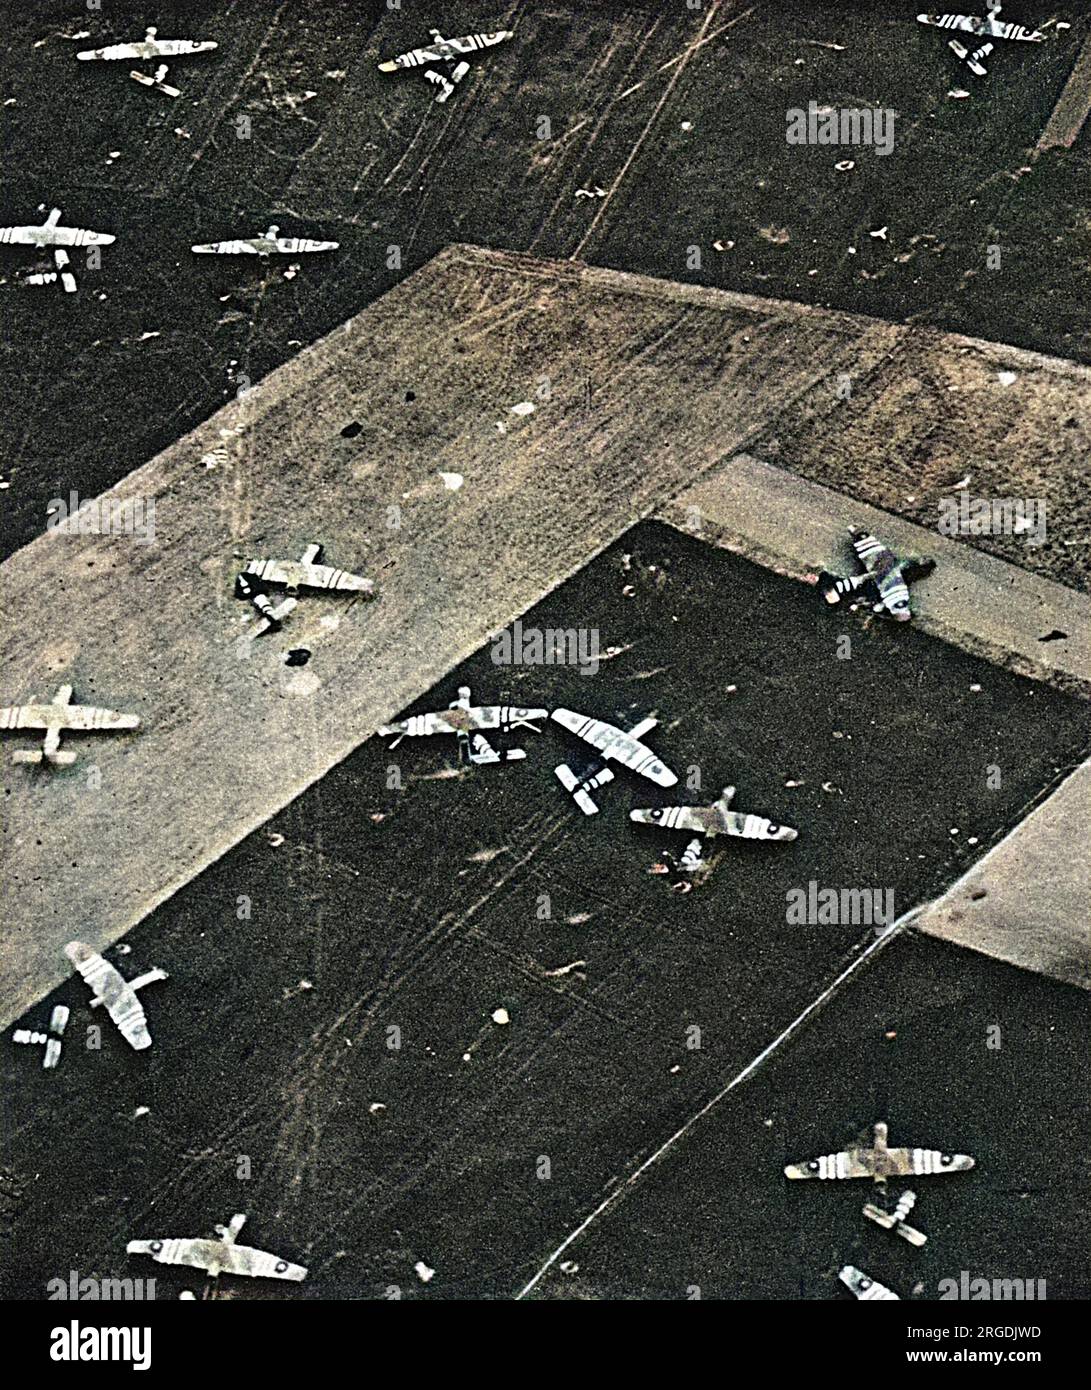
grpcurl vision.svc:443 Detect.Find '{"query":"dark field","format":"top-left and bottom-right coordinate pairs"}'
top-left (3, 524), bottom-right (1087, 1299)
top-left (3, 1), bottom-right (1091, 566)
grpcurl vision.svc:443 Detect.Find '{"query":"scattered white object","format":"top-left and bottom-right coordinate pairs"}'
top-left (414, 1261), bottom-right (435, 1283)
top-left (544, 960), bottom-right (587, 978)
top-left (869, 226), bottom-right (888, 240)
top-left (369, 1102), bottom-right (386, 1115)
top-left (134, 1105), bottom-right (150, 1117)
top-left (574, 186), bottom-right (607, 199)
top-left (680, 120), bottom-right (692, 131)
top-left (438, 471), bottom-right (463, 491)
top-left (948, 89), bottom-right (970, 98)
top-left (509, 401), bottom-right (536, 416)
top-left (835, 159), bottom-right (855, 171)
top-left (997, 370), bottom-right (1017, 386)
top-left (491, 1007), bottom-right (510, 1026)
top-left (712, 239), bottom-right (735, 252)
top-left (559, 1261), bottom-right (579, 1274)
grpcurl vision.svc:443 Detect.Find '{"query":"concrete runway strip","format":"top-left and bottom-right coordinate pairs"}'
top-left (2, 245), bottom-right (1088, 1028)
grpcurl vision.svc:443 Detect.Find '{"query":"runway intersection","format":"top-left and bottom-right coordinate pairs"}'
top-left (1, 0), bottom-right (1090, 1310)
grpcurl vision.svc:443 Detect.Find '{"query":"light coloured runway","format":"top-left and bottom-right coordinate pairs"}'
top-left (3, 244), bottom-right (1089, 1029)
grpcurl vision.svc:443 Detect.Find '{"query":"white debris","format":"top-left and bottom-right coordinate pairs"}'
top-left (267, 833), bottom-right (285, 847)
top-left (174, 127), bottom-right (191, 138)
top-left (574, 186), bottom-right (607, 199)
top-left (179, 1291), bottom-right (197, 1300)
top-left (438, 471), bottom-right (463, 491)
top-left (414, 1261), bottom-right (435, 1283)
top-left (970, 683), bottom-right (982, 692)
top-left (509, 401), bottom-right (536, 416)
top-left (369, 1102), bottom-right (386, 1115)
top-left (869, 226), bottom-right (888, 240)
top-left (948, 89), bottom-right (970, 99)
top-left (950, 827), bottom-right (960, 836)
top-left (680, 120), bottom-right (692, 131)
top-left (784, 779), bottom-right (804, 788)
top-left (952, 474), bottom-right (971, 490)
top-left (139, 331), bottom-right (160, 341)
top-left (559, 1261), bottom-right (579, 1274)
top-left (134, 1106), bottom-right (150, 1118)
top-left (835, 159), bottom-right (855, 171)
top-left (543, 960), bottom-right (587, 978)
top-left (491, 1007), bottom-right (510, 1026)
top-left (997, 370), bottom-right (1017, 386)
top-left (712, 239), bottom-right (735, 252)
top-left (968, 837), bottom-right (979, 846)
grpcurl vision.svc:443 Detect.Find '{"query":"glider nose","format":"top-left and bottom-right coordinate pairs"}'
top-left (649, 761), bottom-right (678, 788)
top-left (769, 825), bottom-right (798, 842)
top-left (629, 808), bottom-right (657, 825)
